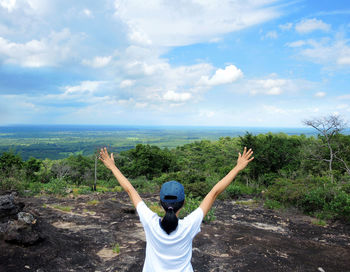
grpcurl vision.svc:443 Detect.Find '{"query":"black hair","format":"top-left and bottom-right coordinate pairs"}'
top-left (160, 200), bottom-right (184, 235)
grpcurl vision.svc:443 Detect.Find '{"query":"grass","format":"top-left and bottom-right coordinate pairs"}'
top-left (235, 199), bottom-right (258, 206)
top-left (87, 199), bottom-right (100, 205)
top-left (112, 243), bottom-right (120, 254)
top-left (52, 204), bottom-right (73, 212)
top-left (112, 186), bottom-right (123, 193)
top-left (311, 218), bottom-right (327, 227)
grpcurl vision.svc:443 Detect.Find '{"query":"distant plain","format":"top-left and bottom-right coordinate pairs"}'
top-left (0, 125), bottom-right (325, 160)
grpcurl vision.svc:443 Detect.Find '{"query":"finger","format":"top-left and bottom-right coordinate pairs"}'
top-left (246, 150), bottom-right (253, 157)
top-left (111, 153), bottom-right (114, 161)
top-left (245, 149), bottom-right (253, 156)
top-left (243, 146), bottom-right (247, 155)
top-left (248, 156), bottom-right (254, 162)
top-left (238, 152), bottom-right (241, 158)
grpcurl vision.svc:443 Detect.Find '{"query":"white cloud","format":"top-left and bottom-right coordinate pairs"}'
top-left (295, 18), bottom-right (330, 34)
top-left (264, 30), bottom-right (278, 39)
top-left (251, 78), bottom-right (287, 95)
top-left (315, 91), bottom-right (326, 97)
top-left (286, 40), bottom-right (307, 47)
top-left (199, 65), bottom-right (243, 86)
top-left (120, 79), bottom-right (135, 88)
top-left (163, 90), bottom-right (192, 102)
top-left (0, 0), bottom-right (16, 12)
top-left (82, 56), bottom-right (112, 68)
top-left (83, 8), bottom-right (92, 17)
top-left (114, 0), bottom-right (283, 46)
top-left (0, 28), bottom-right (79, 67)
top-left (286, 36), bottom-right (350, 68)
top-left (337, 56), bottom-right (350, 65)
top-left (64, 81), bottom-right (104, 95)
top-left (279, 22), bottom-right (293, 31)
top-left (300, 38), bottom-right (350, 67)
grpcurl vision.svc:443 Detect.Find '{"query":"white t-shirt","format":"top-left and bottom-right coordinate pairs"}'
top-left (136, 201), bottom-right (204, 272)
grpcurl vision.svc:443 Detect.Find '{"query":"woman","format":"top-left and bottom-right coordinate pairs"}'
top-left (99, 146), bottom-right (254, 272)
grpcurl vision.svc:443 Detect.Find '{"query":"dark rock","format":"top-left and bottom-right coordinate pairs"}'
top-left (0, 194), bottom-right (20, 219)
top-left (3, 212), bottom-right (42, 245)
top-left (18, 212), bottom-right (36, 225)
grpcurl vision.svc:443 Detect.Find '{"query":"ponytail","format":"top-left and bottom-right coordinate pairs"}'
top-left (160, 200), bottom-right (184, 235)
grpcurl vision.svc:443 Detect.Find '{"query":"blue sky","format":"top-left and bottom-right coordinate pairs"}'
top-left (0, 0), bottom-right (349, 127)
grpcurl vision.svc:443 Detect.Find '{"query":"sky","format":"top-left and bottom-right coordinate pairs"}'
top-left (0, 0), bottom-right (349, 127)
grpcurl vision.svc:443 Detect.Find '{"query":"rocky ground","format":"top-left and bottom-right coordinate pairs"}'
top-left (0, 191), bottom-right (349, 272)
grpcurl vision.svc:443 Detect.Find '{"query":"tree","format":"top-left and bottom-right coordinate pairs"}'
top-left (239, 132), bottom-right (302, 185)
top-left (0, 151), bottom-right (23, 178)
top-left (120, 144), bottom-right (175, 180)
top-left (24, 157), bottom-right (42, 182)
top-left (303, 114), bottom-right (347, 182)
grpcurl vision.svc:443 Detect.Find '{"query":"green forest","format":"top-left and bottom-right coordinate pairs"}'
top-left (1, 117), bottom-right (350, 223)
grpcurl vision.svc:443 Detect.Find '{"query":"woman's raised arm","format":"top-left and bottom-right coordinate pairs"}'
top-left (99, 147), bottom-right (142, 207)
top-left (199, 147), bottom-right (254, 217)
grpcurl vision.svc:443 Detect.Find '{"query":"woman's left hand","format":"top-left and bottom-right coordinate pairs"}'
top-left (99, 147), bottom-right (116, 170)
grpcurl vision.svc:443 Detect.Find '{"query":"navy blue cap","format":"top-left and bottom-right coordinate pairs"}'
top-left (160, 180), bottom-right (185, 203)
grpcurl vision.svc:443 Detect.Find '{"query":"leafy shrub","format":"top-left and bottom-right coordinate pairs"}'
top-left (184, 182), bottom-right (211, 198)
top-left (225, 183), bottom-right (261, 199)
top-left (266, 177), bottom-right (350, 222)
top-left (131, 176), bottom-right (159, 193)
top-left (76, 185), bottom-right (93, 195)
top-left (154, 170), bottom-right (206, 186)
top-left (264, 199), bottom-right (282, 210)
top-left (179, 194), bottom-right (215, 222)
top-left (300, 187), bottom-right (328, 213)
top-left (0, 177), bottom-right (25, 192)
top-left (327, 191), bottom-right (350, 221)
top-left (28, 182), bottom-right (44, 195)
top-left (258, 173), bottom-right (280, 186)
top-left (96, 179), bottom-right (118, 188)
top-left (43, 178), bottom-right (68, 195)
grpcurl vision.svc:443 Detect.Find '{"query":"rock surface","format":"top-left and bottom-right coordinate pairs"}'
top-left (0, 192), bottom-right (349, 272)
top-left (0, 193), bottom-right (42, 246)
top-left (0, 194), bottom-right (20, 219)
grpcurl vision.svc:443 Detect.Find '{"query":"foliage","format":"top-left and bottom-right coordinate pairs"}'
top-left (180, 194), bottom-right (216, 222)
top-left (130, 176), bottom-right (159, 193)
top-left (119, 144), bottom-right (175, 179)
top-left (224, 183), bottom-right (262, 199)
top-left (24, 157), bottom-right (42, 182)
top-left (264, 199), bottom-right (283, 210)
top-left (0, 150), bottom-right (24, 179)
top-left (43, 178), bottom-right (68, 195)
top-left (0, 176), bottom-right (26, 192)
top-left (1, 129), bottom-right (350, 223)
top-left (265, 177), bottom-right (350, 222)
top-left (239, 132), bottom-right (303, 184)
